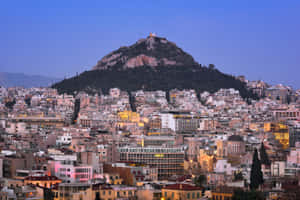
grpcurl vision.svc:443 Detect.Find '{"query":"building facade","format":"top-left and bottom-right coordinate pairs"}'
top-left (118, 146), bottom-right (184, 180)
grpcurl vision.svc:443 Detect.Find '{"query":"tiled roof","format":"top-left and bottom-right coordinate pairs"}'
top-left (163, 184), bottom-right (202, 191)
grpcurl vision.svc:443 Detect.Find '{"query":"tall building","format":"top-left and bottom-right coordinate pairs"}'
top-left (118, 145), bottom-right (184, 180)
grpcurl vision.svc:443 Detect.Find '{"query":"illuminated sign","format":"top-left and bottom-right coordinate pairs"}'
top-left (154, 154), bottom-right (164, 158)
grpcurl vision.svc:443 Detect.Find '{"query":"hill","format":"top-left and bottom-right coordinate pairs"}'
top-left (52, 34), bottom-right (257, 99)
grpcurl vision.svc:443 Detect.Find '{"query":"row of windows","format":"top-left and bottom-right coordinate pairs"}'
top-left (124, 153), bottom-right (184, 158)
top-left (164, 191), bottom-right (201, 199)
top-left (119, 148), bottom-right (183, 153)
top-left (76, 174), bottom-right (89, 179)
top-left (75, 168), bottom-right (91, 173)
top-left (120, 158), bottom-right (184, 164)
top-left (212, 195), bottom-right (232, 200)
top-left (59, 168), bottom-right (71, 172)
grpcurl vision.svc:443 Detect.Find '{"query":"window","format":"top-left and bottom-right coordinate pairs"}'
top-left (102, 191), bottom-right (106, 195)
top-left (96, 192), bottom-right (100, 199)
top-left (172, 192), bottom-right (174, 198)
top-left (192, 192), bottom-right (195, 198)
top-left (187, 193), bottom-right (190, 199)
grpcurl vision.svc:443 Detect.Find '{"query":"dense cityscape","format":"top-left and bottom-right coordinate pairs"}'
top-left (1, 1), bottom-right (300, 200)
top-left (0, 76), bottom-right (300, 199)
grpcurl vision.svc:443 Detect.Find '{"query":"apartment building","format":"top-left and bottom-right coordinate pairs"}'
top-left (118, 145), bottom-right (184, 180)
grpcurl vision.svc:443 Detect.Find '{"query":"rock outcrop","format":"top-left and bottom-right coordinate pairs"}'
top-left (92, 34), bottom-right (197, 70)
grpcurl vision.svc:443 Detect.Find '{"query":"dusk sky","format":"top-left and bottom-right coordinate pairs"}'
top-left (0, 0), bottom-right (299, 88)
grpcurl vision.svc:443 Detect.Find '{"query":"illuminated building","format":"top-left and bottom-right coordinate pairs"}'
top-left (118, 110), bottom-right (140, 122)
top-left (24, 175), bottom-right (61, 188)
top-left (53, 183), bottom-right (137, 200)
top-left (118, 146), bottom-right (184, 180)
top-left (265, 123), bottom-right (289, 149)
top-left (161, 184), bottom-right (203, 200)
top-left (198, 149), bottom-right (214, 172)
top-left (216, 140), bottom-right (227, 158)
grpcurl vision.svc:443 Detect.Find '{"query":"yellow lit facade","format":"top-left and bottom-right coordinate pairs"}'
top-left (264, 123), bottom-right (289, 149)
top-left (118, 111), bottom-right (147, 128)
top-left (148, 132), bottom-right (161, 136)
top-left (198, 149), bottom-right (214, 172)
top-left (118, 111), bottom-right (140, 122)
top-left (161, 184), bottom-right (202, 200)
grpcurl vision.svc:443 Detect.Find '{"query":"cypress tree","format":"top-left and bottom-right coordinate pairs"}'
top-left (260, 142), bottom-right (271, 166)
top-left (250, 148), bottom-right (264, 190)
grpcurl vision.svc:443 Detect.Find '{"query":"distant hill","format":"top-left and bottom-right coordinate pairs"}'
top-left (53, 34), bottom-right (257, 99)
top-left (0, 72), bottom-right (61, 88)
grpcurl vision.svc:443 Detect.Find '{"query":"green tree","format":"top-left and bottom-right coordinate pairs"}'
top-left (5, 99), bottom-right (16, 110)
top-left (71, 99), bottom-right (80, 124)
top-left (233, 171), bottom-right (244, 181)
top-left (232, 189), bottom-right (265, 200)
top-left (259, 142), bottom-right (270, 166)
top-left (193, 174), bottom-right (206, 187)
top-left (250, 148), bottom-right (264, 190)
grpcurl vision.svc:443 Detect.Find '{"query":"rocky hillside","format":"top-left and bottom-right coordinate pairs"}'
top-left (92, 34), bottom-right (197, 70)
top-left (53, 34), bottom-right (257, 100)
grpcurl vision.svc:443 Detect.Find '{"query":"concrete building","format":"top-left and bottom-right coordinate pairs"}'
top-left (161, 111), bottom-right (201, 133)
top-left (118, 145), bottom-right (184, 180)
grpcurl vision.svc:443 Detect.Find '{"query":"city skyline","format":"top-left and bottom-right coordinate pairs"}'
top-left (1, 1), bottom-right (300, 88)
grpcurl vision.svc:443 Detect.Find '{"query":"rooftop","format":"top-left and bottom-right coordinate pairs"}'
top-left (163, 184), bottom-right (202, 191)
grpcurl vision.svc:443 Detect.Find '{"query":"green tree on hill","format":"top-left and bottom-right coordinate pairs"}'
top-left (259, 142), bottom-right (270, 166)
top-left (250, 148), bottom-right (264, 190)
top-left (193, 174), bottom-right (206, 187)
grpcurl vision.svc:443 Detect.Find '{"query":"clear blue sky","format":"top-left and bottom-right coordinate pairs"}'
top-left (0, 0), bottom-right (299, 88)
